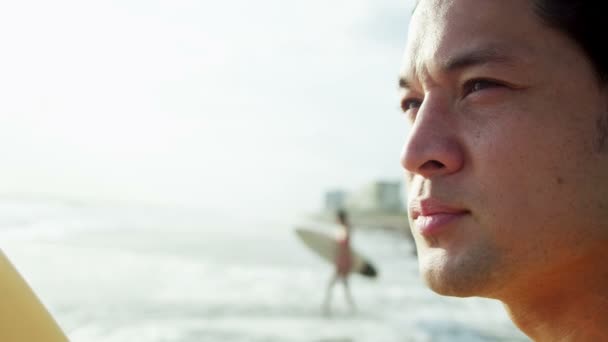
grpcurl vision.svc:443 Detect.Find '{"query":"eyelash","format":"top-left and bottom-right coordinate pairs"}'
top-left (400, 78), bottom-right (504, 116)
top-left (401, 98), bottom-right (422, 113)
top-left (462, 78), bottom-right (503, 97)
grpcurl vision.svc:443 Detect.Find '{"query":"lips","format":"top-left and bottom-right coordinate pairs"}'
top-left (410, 198), bottom-right (469, 237)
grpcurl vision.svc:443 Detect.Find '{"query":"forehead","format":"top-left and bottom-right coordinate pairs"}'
top-left (402, 0), bottom-right (540, 82)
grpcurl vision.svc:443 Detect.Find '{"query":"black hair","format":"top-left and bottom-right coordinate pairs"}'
top-left (532, 1), bottom-right (608, 83)
top-left (336, 209), bottom-right (348, 224)
top-left (411, 0), bottom-right (608, 83)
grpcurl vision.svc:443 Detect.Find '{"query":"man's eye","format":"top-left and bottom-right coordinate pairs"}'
top-left (401, 98), bottom-right (422, 112)
top-left (463, 79), bottom-right (502, 96)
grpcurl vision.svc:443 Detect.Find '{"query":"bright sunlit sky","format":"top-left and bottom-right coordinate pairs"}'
top-left (0, 0), bottom-right (415, 219)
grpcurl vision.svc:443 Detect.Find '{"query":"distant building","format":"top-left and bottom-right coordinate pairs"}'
top-left (345, 181), bottom-right (404, 213)
top-left (324, 190), bottom-right (347, 212)
top-left (323, 181), bottom-right (404, 214)
top-left (320, 181), bottom-right (409, 232)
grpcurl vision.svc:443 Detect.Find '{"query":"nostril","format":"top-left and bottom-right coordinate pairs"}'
top-left (401, 124), bottom-right (465, 176)
top-left (420, 160), bottom-right (445, 171)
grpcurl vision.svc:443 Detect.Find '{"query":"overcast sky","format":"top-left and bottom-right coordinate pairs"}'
top-left (0, 0), bottom-right (415, 219)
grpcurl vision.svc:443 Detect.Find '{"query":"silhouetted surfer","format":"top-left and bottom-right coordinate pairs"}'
top-left (322, 209), bottom-right (356, 315)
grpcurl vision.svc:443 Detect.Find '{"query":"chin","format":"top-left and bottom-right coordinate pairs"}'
top-left (423, 273), bottom-right (481, 298)
top-left (418, 247), bottom-right (501, 298)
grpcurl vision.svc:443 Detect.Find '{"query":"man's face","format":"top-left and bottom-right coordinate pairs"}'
top-left (400, 0), bottom-right (608, 298)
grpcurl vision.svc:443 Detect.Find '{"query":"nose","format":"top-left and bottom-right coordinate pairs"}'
top-left (401, 94), bottom-right (464, 178)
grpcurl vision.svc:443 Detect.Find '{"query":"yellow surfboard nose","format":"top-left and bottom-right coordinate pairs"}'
top-left (0, 250), bottom-right (68, 342)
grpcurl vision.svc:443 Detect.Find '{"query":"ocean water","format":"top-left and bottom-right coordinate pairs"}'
top-left (0, 198), bottom-right (529, 342)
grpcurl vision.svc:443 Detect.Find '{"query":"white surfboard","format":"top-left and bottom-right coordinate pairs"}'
top-left (0, 250), bottom-right (68, 341)
top-left (295, 228), bottom-right (377, 278)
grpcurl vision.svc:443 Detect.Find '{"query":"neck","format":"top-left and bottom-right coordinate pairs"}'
top-left (501, 254), bottom-right (608, 341)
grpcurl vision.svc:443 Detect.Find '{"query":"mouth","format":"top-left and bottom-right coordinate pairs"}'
top-left (410, 198), bottom-right (470, 237)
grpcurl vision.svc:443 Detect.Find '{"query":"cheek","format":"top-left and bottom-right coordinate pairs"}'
top-left (467, 121), bottom-right (559, 226)
top-left (468, 115), bottom-right (602, 252)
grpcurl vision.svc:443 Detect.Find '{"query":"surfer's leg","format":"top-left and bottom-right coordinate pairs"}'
top-left (342, 277), bottom-right (357, 313)
top-left (322, 273), bottom-right (338, 315)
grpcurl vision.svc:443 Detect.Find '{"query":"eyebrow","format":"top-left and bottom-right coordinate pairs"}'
top-left (398, 46), bottom-right (524, 89)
